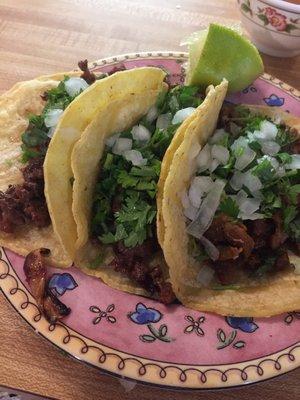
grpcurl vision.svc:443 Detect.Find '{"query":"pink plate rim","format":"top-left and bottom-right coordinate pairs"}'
top-left (0, 51), bottom-right (299, 390)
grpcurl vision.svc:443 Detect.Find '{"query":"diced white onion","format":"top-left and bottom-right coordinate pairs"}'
top-left (44, 108), bottom-right (63, 128)
top-left (211, 144), bottom-right (229, 165)
top-left (259, 120), bottom-right (278, 139)
top-left (276, 166), bottom-right (286, 177)
top-left (123, 149), bottom-right (147, 166)
top-left (182, 191), bottom-right (198, 220)
top-left (210, 129), bottom-right (227, 145)
top-left (197, 143), bottom-right (211, 172)
top-left (200, 237), bottom-right (220, 262)
top-left (261, 141), bottom-right (280, 156)
top-left (230, 171), bottom-right (245, 191)
top-left (244, 171), bottom-right (263, 192)
top-left (286, 155), bottom-right (300, 170)
top-left (238, 197), bottom-right (260, 216)
top-left (181, 191), bottom-right (190, 209)
top-left (131, 125), bottom-right (151, 143)
top-left (47, 126), bottom-right (56, 138)
top-left (105, 133), bottom-right (120, 148)
top-left (184, 204), bottom-right (198, 221)
top-left (187, 179), bottom-right (225, 239)
top-left (231, 136), bottom-right (249, 152)
top-left (172, 107), bottom-right (196, 125)
top-left (235, 146), bottom-right (256, 170)
top-left (64, 77), bottom-right (89, 97)
top-left (156, 113), bottom-right (172, 130)
top-left (230, 171), bottom-right (262, 192)
top-left (188, 176), bottom-right (214, 208)
top-left (209, 158), bottom-right (220, 172)
top-left (236, 189), bottom-right (248, 204)
top-left (146, 105), bottom-right (158, 123)
top-left (239, 212), bottom-right (265, 220)
top-left (196, 263), bottom-right (215, 286)
top-left (112, 138), bottom-right (132, 155)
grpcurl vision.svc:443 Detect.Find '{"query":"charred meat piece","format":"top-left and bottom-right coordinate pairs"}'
top-left (0, 157), bottom-right (50, 233)
top-left (111, 239), bottom-right (175, 304)
top-left (205, 214), bottom-right (254, 260)
top-left (78, 59), bottom-right (96, 84)
top-left (223, 222), bottom-right (254, 258)
top-left (269, 212), bottom-right (288, 250)
top-left (24, 249), bottom-right (70, 323)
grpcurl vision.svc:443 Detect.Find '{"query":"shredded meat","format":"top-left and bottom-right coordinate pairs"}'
top-left (269, 212), bottom-right (288, 250)
top-left (78, 59), bottom-right (96, 84)
top-left (0, 157), bottom-right (50, 233)
top-left (24, 249), bottom-right (70, 323)
top-left (205, 214), bottom-right (254, 259)
top-left (111, 240), bottom-right (176, 304)
top-left (217, 245), bottom-right (242, 261)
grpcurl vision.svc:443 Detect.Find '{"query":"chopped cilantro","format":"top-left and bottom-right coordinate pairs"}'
top-left (276, 152), bottom-right (293, 165)
top-left (219, 196), bottom-right (239, 219)
top-left (252, 158), bottom-right (275, 183)
top-left (288, 217), bottom-right (300, 241)
top-left (283, 206), bottom-right (298, 230)
top-left (20, 76), bottom-right (80, 163)
top-left (91, 83), bottom-right (202, 249)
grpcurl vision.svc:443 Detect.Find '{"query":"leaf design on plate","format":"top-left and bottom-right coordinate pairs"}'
top-left (185, 315), bottom-right (194, 323)
top-left (184, 325), bottom-right (194, 334)
top-left (93, 316), bottom-right (102, 325)
top-left (139, 334), bottom-right (156, 343)
top-left (107, 304), bottom-right (115, 313)
top-left (217, 329), bottom-right (226, 343)
top-left (90, 306), bottom-right (101, 313)
top-left (159, 324), bottom-right (168, 337)
top-left (196, 327), bottom-right (204, 336)
top-left (233, 341), bottom-right (246, 349)
top-left (107, 315), bottom-right (117, 323)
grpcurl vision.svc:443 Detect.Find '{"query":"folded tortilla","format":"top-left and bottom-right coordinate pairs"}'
top-left (161, 81), bottom-right (300, 317)
top-left (0, 72), bottom-right (81, 266)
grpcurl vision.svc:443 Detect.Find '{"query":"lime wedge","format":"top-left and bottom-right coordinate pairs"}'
top-left (185, 24), bottom-right (264, 93)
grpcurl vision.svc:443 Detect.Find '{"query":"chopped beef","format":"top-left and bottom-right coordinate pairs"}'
top-left (274, 251), bottom-right (292, 272)
top-left (217, 245), bottom-right (242, 261)
top-left (223, 222), bottom-right (254, 258)
top-left (0, 157), bottom-right (50, 233)
top-left (111, 239), bottom-right (175, 304)
top-left (205, 214), bottom-right (254, 259)
top-left (291, 139), bottom-right (300, 154)
top-left (246, 219), bottom-right (274, 249)
top-left (24, 249), bottom-right (70, 323)
top-left (78, 59), bottom-right (96, 84)
top-left (269, 212), bottom-right (288, 250)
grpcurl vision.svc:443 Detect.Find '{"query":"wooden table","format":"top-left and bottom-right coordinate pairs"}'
top-left (0, 0), bottom-right (299, 399)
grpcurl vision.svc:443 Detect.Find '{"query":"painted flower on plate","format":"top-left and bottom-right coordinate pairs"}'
top-left (128, 303), bottom-right (162, 324)
top-left (264, 94), bottom-right (284, 107)
top-left (226, 317), bottom-right (259, 333)
top-left (48, 273), bottom-right (78, 296)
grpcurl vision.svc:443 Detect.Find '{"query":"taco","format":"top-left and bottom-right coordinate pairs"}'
top-left (64, 78), bottom-right (210, 301)
top-left (162, 81), bottom-right (300, 316)
top-left (0, 62), bottom-right (155, 266)
top-left (0, 69), bottom-right (85, 266)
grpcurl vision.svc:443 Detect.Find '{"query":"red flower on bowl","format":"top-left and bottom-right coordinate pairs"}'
top-left (265, 8), bottom-right (288, 32)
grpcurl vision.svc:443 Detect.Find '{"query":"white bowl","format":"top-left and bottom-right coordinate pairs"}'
top-left (237, 0), bottom-right (300, 57)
